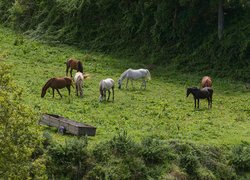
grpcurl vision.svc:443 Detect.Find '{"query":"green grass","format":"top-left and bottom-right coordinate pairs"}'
top-left (1, 25), bottom-right (250, 147)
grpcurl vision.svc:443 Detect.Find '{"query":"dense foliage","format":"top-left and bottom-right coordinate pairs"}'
top-left (43, 131), bottom-right (250, 179)
top-left (0, 0), bottom-right (249, 80)
top-left (0, 63), bottom-right (46, 178)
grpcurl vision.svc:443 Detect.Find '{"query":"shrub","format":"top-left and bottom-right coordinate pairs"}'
top-left (46, 137), bottom-right (89, 179)
top-left (140, 137), bottom-right (172, 164)
top-left (0, 63), bottom-right (45, 178)
top-left (230, 142), bottom-right (250, 173)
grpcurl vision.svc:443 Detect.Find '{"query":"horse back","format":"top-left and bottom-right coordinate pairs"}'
top-left (67, 59), bottom-right (78, 70)
top-left (200, 87), bottom-right (213, 98)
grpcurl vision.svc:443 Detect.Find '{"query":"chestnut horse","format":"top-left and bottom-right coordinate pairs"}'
top-left (65, 58), bottom-right (84, 77)
top-left (201, 76), bottom-right (212, 88)
top-left (41, 77), bottom-right (73, 98)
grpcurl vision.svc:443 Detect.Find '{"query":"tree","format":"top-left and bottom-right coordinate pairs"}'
top-left (0, 63), bottom-right (46, 178)
top-left (218, 0), bottom-right (224, 40)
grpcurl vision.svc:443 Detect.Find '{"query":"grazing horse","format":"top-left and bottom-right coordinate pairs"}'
top-left (65, 58), bottom-right (84, 77)
top-left (201, 76), bottom-right (212, 88)
top-left (74, 72), bottom-right (84, 97)
top-left (186, 87), bottom-right (213, 109)
top-left (41, 77), bottom-right (73, 98)
top-left (99, 78), bottom-right (115, 102)
top-left (118, 68), bottom-right (151, 89)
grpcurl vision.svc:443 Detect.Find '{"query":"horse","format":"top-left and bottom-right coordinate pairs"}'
top-left (118, 68), bottom-right (151, 90)
top-left (41, 77), bottom-right (73, 98)
top-left (201, 76), bottom-right (212, 88)
top-left (186, 87), bottom-right (213, 109)
top-left (74, 72), bottom-right (84, 97)
top-left (65, 58), bottom-right (84, 77)
top-left (99, 78), bottom-right (115, 102)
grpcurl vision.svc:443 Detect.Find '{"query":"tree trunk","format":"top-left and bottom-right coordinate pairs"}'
top-left (173, 3), bottom-right (178, 29)
top-left (218, 0), bottom-right (224, 40)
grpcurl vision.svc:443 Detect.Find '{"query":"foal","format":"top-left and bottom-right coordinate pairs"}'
top-left (186, 87), bottom-right (213, 109)
top-left (65, 58), bottom-right (84, 77)
top-left (41, 77), bottom-right (73, 98)
top-left (99, 78), bottom-right (115, 102)
top-left (74, 72), bottom-right (84, 97)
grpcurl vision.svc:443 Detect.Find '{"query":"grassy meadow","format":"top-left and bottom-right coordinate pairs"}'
top-left (1, 25), bottom-right (250, 147)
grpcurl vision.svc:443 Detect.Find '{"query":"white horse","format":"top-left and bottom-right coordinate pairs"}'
top-left (99, 78), bottom-right (115, 102)
top-left (74, 72), bottom-right (84, 97)
top-left (118, 68), bottom-right (151, 89)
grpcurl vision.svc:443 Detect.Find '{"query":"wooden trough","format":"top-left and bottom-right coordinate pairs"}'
top-left (40, 114), bottom-right (96, 136)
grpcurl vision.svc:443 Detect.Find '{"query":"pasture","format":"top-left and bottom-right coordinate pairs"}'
top-left (0, 26), bottom-right (250, 147)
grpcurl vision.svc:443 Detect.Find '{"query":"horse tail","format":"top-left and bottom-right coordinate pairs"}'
top-left (77, 61), bottom-right (84, 73)
top-left (146, 69), bottom-right (151, 80)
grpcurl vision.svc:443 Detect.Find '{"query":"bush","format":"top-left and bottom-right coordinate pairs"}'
top-left (230, 142), bottom-right (250, 173)
top-left (140, 137), bottom-right (172, 164)
top-left (46, 137), bottom-right (89, 179)
top-left (0, 63), bottom-right (45, 178)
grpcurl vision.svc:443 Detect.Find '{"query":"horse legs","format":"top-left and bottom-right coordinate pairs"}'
top-left (194, 98), bottom-right (196, 108)
top-left (210, 96), bottom-right (212, 108)
top-left (140, 80), bottom-right (143, 90)
top-left (107, 90), bottom-right (111, 101)
top-left (56, 89), bottom-right (62, 98)
top-left (66, 86), bottom-right (71, 96)
top-left (66, 65), bottom-right (69, 76)
top-left (79, 84), bottom-right (83, 97)
top-left (208, 97), bottom-right (212, 109)
top-left (141, 80), bottom-right (146, 90)
top-left (126, 79), bottom-right (129, 89)
top-left (104, 90), bottom-right (106, 101)
top-left (52, 88), bottom-right (55, 98)
top-left (75, 83), bottom-right (78, 96)
top-left (70, 68), bottom-right (73, 77)
top-left (131, 80), bottom-right (134, 89)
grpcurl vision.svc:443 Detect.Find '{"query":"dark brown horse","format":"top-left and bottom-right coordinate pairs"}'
top-left (41, 77), bottom-right (73, 98)
top-left (187, 87), bottom-right (213, 109)
top-left (65, 58), bottom-right (84, 77)
top-left (201, 76), bottom-right (212, 88)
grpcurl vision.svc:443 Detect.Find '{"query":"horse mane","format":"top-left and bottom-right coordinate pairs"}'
top-left (119, 68), bottom-right (131, 80)
top-left (77, 61), bottom-right (83, 73)
top-left (42, 78), bottom-right (54, 90)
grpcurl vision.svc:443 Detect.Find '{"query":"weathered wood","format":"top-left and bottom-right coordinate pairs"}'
top-left (40, 114), bottom-right (96, 136)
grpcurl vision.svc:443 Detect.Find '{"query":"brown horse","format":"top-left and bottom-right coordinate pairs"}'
top-left (201, 76), bottom-right (212, 88)
top-left (65, 58), bottom-right (84, 77)
top-left (41, 77), bottom-right (73, 98)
